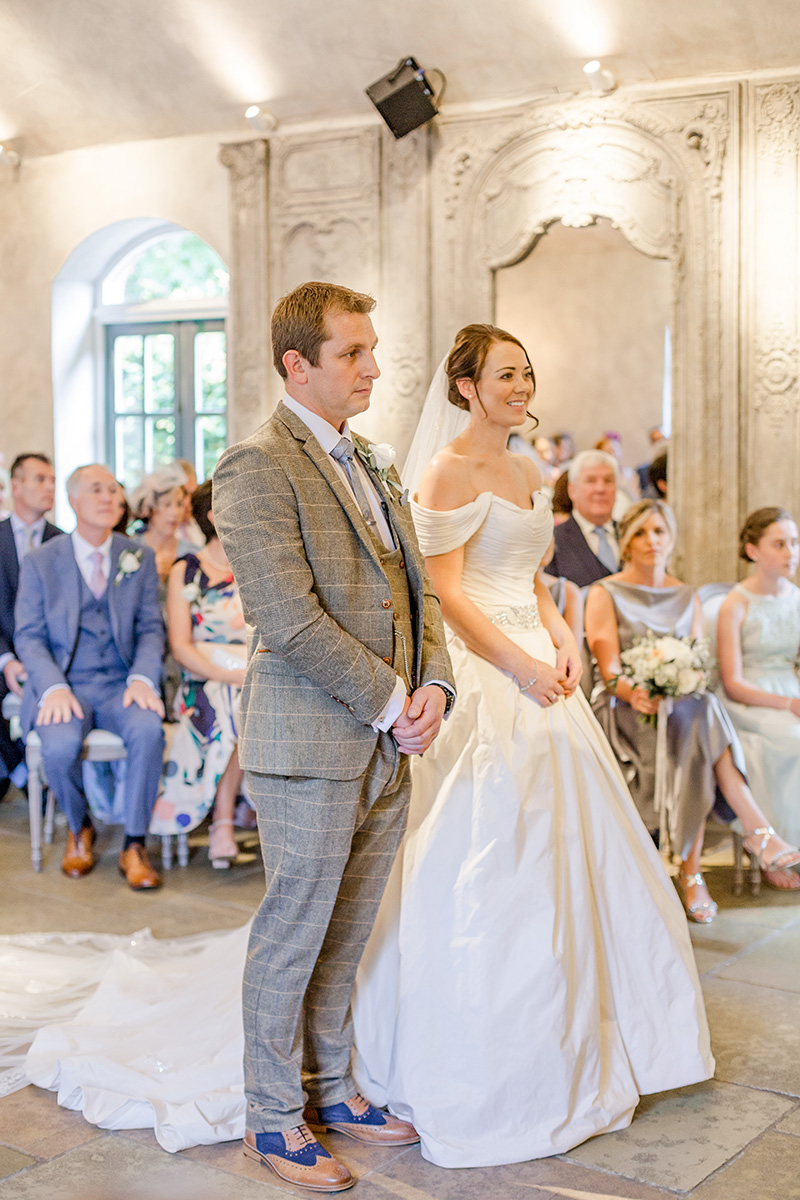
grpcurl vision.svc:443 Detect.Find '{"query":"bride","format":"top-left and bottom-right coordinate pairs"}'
top-left (350, 324), bottom-right (713, 1167)
top-left (0, 324), bottom-right (712, 1165)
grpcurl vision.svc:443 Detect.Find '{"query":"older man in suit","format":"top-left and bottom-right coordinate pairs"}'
top-left (213, 281), bottom-right (454, 1193)
top-left (0, 453), bottom-right (63, 795)
top-left (550, 449), bottom-right (620, 588)
top-left (15, 464), bottom-right (165, 889)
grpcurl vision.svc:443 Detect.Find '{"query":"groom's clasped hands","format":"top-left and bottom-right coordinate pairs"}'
top-left (391, 685), bottom-right (447, 754)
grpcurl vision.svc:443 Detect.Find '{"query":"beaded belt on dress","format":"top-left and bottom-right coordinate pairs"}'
top-left (488, 602), bottom-right (541, 630)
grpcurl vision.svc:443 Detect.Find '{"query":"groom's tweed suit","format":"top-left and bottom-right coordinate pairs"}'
top-left (213, 401), bottom-right (454, 1132)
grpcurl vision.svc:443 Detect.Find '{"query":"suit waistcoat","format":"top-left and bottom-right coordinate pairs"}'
top-left (378, 542), bottom-right (415, 692)
top-left (69, 575), bottom-right (128, 685)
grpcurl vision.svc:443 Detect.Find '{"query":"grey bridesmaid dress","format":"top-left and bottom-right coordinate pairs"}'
top-left (590, 579), bottom-right (747, 858)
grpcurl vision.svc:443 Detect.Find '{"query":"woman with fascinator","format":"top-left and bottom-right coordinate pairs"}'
top-left (350, 324), bottom-right (714, 1168)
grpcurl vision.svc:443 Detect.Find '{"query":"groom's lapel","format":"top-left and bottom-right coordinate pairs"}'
top-left (277, 404), bottom-right (385, 571)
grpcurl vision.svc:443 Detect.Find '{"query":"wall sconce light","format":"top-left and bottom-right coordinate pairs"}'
top-left (245, 105), bottom-right (277, 136)
top-left (0, 144), bottom-right (20, 169)
top-left (583, 61), bottom-right (616, 94)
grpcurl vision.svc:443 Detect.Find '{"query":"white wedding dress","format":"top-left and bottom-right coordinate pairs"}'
top-left (0, 491), bottom-right (713, 1163)
top-left (350, 491), bottom-right (714, 1167)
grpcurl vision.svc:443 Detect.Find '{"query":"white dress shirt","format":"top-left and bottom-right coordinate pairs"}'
top-left (572, 510), bottom-right (619, 567)
top-left (10, 512), bottom-right (46, 564)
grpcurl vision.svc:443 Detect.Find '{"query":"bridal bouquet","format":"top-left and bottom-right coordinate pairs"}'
top-left (615, 632), bottom-right (713, 726)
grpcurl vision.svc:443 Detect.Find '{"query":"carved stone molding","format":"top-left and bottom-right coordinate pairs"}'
top-left (756, 82), bottom-right (800, 164)
top-left (753, 324), bottom-right (800, 430)
top-left (219, 139), bottom-right (271, 441)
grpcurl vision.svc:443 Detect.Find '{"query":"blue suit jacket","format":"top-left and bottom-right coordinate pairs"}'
top-left (550, 515), bottom-right (615, 589)
top-left (14, 533), bottom-right (165, 734)
top-left (0, 517), bottom-right (63, 661)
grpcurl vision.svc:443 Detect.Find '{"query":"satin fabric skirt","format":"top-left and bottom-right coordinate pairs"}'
top-left (352, 624), bottom-right (714, 1168)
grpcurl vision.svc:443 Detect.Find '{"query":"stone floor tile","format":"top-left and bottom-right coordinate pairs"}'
top-left (0, 1150), bottom-right (34, 1184)
top-left (714, 926), bottom-right (800, 994)
top-left (0, 1086), bottom-right (103, 1158)
top-left (776, 1103), bottom-right (800, 1137)
top-left (690, 1131), bottom-right (800, 1199)
top-left (687, 916), bottom-right (774, 975)
top-left (564, 1079), bottom-right (793, 1191)
top-left (0, 1134), bottom-right (287, 1199)
top-left (702, 977), bottom-right (800, 1095)
top-left (354, 1147), bottom-right (680, 1199)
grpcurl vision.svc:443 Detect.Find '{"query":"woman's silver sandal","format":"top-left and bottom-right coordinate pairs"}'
top-left (742, 826), bottom-right (800, 873)
top-left (677, 871), bottom-right (718, 924)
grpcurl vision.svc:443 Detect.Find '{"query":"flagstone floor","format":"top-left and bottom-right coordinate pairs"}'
top-left (0, 787), bottom-right (799, 1200)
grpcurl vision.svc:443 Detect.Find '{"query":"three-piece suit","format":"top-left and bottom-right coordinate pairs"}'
top-left (213, 400), bottom-right (454, 1133)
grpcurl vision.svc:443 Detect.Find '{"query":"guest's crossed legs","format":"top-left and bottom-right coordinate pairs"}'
top-left (36, 680), bottom-right (165, 835)
top-left (244, 732), bottom-right (409, 1133)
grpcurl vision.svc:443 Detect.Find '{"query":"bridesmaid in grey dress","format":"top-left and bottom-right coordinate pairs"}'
top-left (717, 507), bottom-right (800, 889)
top-left (585, 499), bottom-right (800, 924)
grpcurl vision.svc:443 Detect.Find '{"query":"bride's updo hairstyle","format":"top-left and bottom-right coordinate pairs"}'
top-left (617, 498), bottom-right (677, 562)
top-left (446, 324), bottom-right (538, 426)
top-left (739, 506), bottom-right (794, 561)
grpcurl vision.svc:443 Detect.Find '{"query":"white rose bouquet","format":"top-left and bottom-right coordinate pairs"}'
top-left (614, 631), bottom-right (713, 726)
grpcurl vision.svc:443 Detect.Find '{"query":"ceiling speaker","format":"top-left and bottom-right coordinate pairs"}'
top-left (366, 57), bottom-right (439, 139)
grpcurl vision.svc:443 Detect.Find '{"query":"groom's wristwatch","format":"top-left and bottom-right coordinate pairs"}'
top-left (427, 681), bottom-right (455, 717)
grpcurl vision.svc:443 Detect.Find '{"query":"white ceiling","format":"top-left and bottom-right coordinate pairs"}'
top-left (2, 0), bottom-right (800, 158)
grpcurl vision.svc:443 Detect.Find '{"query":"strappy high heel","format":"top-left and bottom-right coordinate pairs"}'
top-left (677, 871), bottom-right (718, 924)
top-left (209, 819), bottom-right (238, 869)
top-left (742, 826), bottom-right (800, 873)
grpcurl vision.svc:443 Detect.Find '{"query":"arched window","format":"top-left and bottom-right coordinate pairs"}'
top-left (97, 230), bottom-right (229, 488)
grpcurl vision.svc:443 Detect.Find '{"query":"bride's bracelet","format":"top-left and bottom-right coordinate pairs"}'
top-left (517, 663), bottom-right (538, 693)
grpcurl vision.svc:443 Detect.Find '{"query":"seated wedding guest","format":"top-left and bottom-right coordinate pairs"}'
top-left (150, 481), bottom-right (247, 867)
top-left (716, 507), bottom-right (800, 888)
top-left (595, 431), bottom-right (640, 517)
top-left (585, 498), bottom-right (800, 923)
top-left (112, 479), bottom-right (132, 535)
top-left (15, 464), bottom-right (166, 889)
top-left (538, 536), bottom-right (584, 646)
top-left (636, 425), bottom-right (668, 495)
top-left (176, 457), bottom-right (205, 547)
top-left (552, 431), bottom-right (575, 472)
top-left (0, 453), bottom-right (62, 797)
top-left (0, 462), bottom-right (10, 520)
top-left (550, 450), bottom-right (619, 587)
top-left (649, 447), bottom-right (668, 499)
top-left (551, 469), bottom-right (572, 524)
top-left (130, 464), bottom-right (194, 583)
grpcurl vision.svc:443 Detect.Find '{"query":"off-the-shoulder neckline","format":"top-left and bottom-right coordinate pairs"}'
top-left (411, 490), bottom-right (547, 516)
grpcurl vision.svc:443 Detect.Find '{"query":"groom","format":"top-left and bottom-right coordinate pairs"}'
top-left (213, 281), bottom-right (454, 1192)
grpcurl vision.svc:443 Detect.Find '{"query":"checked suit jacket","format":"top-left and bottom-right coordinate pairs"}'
top-left (212, 401), bottom-right (454, 782)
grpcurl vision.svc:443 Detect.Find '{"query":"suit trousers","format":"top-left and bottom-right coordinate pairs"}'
top-left (244, 731), bottom-right (410, 1131)
top-left (35, 676), bottom-right (165, 837)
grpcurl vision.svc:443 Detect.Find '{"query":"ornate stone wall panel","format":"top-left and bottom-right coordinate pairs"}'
top-left (744, 77), bottom-right (800, 516)
top-left (219, 139), bottom-right (271, 442)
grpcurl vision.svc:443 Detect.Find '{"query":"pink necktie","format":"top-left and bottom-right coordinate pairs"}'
top-left (88, 550), bottom-right (106, 599)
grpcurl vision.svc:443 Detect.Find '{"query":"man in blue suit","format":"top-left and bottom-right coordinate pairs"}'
top-left (0, 453), bottom-right (63, 796)
top-left (15, 464), bottom-right (165, 889)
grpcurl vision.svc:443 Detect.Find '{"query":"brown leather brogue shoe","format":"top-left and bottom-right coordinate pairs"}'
top-left (305, 1093), bottom-right (420, 1146)
top-left (118, 844), bottom-right (161, 890)
top-left (62, 826), bottom-right (96, 878)
top-left (243, 1125), bottom-right (354, 1192)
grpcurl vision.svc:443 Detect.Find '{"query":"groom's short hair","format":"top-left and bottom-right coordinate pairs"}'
top-left (272, 281), bottom-right (376, 378)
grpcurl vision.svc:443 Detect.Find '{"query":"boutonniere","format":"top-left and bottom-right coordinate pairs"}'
top-left (355, 441), bottom-right (409, 506)
top-left (114, 547), bottom-right (143, 585)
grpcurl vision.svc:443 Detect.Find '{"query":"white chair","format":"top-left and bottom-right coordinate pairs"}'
top-left (5, 695), bottom-right (187, 872)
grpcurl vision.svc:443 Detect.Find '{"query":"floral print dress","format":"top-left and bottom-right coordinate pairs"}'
top-left (150, 554), bottom-right (246, 835)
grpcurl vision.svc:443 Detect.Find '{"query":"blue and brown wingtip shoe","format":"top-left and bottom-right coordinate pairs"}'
top-left (305, 1092), bottom-right (420, 1146)
top-left (242, 1124), bottom-right (354, 1192)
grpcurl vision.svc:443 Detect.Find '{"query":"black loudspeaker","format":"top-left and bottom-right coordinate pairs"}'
top-left (365, 57), bottom-right (439, 140)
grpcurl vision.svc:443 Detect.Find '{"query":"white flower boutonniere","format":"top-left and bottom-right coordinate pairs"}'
top-left (114, 547), bottom-right (143, 586)
top-left (356, 441), bottom-right (409, 506)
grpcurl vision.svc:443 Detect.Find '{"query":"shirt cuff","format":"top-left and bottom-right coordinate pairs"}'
top-left (372, 676), bottom-right (408, 732)
top-left (39, 683), bottom-right (71, 706)
top-left (127, 674), bottom-right (159, 694)
top-left (0, 652), bottom-right (15, 673)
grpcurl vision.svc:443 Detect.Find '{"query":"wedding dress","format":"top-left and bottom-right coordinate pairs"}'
top-left (350, 491), bottom-right (714, 1167)
top-left (0, 492), bottom-right (713, 1163)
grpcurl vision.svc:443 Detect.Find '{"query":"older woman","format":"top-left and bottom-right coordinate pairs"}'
top-left (130, 464), bottom-right (195, 583)
top-left (149, 480), bottom-right (246, 867)
top-left (716, 507), bottom-right (800, 888)
top-left (585, 499), bottom-right (800, 922)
